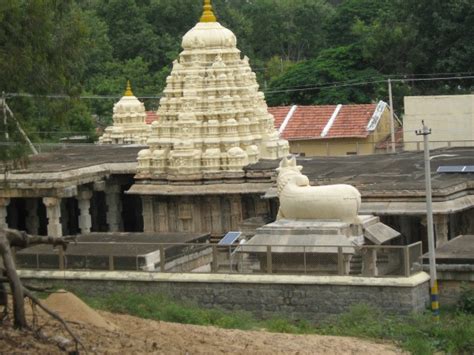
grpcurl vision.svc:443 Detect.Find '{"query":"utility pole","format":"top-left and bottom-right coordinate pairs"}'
top-left (2, 96), bottom-right (38, 155)
top-left (2, 91), bottom-right (9, 141)
top-left (388, 79), bottom-right (396, 153)
top-left (415, 120), bottom-right (439, 321)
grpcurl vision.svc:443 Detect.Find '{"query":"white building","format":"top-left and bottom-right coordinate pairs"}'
top-left (404, 94), bottom-right (474, 150)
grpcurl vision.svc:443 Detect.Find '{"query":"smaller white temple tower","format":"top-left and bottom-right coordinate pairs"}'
top-left (99, 81), bottom-right (151, 145)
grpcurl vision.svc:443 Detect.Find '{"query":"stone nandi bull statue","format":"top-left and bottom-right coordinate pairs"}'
top-left (276, 156), bottom-right (361, 224)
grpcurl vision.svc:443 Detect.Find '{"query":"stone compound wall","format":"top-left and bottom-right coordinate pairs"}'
top-left (432, 265), bottom-right (474, 306)
top-left (19, 271), bottom-right (430, 322)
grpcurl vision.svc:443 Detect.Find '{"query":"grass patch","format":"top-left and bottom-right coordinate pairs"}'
top-left (82, 292), bottom-right (258, 330)
top-left (82, 291), bottom-right (474, 354)
top-left (317, 304), bottom-right (474, 354)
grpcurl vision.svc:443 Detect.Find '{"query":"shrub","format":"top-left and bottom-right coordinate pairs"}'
top-left (458, 284), bottom-right (474, 314)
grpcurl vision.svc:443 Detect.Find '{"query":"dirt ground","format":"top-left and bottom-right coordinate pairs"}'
top-left (0, 292), bottom-right (403, 354)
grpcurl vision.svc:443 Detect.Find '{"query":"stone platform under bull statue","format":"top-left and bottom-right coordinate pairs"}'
top-left (242, 157), bottom-right (402, 275)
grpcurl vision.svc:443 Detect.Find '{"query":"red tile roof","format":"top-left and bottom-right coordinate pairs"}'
top-left (268, 103), bottom-right (382, 141)
top-left (327, 104), bottom-right (377, 138)
top-left (145, 111), bottom-right (159, 125)
top-left (147, 103), bottom-right (385, 141)
top-left (269, 106), bottom-right (292, 129)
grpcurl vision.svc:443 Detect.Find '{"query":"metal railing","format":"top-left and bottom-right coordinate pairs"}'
top-left (16, 241), bottom-right (423, 278)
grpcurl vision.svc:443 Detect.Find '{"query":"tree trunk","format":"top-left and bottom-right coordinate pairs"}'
top-left (0, 282), bottom-right (7, 308)
top-left (0, 231), bottom-right (26, 328)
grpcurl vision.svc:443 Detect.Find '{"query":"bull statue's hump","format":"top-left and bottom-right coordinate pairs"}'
top-left (276, 156), bottom-right (361, 224)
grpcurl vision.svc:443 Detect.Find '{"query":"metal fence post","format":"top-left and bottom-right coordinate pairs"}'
top-left (212, 244), bottom-right (218, 273)
top-left (160, 245), bottom-right (165, 272)
top-left (403, 245), bottom-right (410, 277)
top-left (303, 246), bottom-right (307, 274)
top-left (418, 242), bottom-right (423, 266)
top-left (58, 248), bottom-right (65, 270)
top-left (266, 245), bottom-right (272, 274)
top-left (337, 247), bottom-right (344, 275)
top-left (108, 255), bottom-right (114, 271)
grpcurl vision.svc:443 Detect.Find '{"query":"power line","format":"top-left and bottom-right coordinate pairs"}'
top-left (264, 75), bottom-right (474, 95)
top-left (5, 74), bottom-right (474, 100)
top-left (262, 72), bottom-right (474, 92)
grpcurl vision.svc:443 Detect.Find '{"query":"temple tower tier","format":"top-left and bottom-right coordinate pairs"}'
top-left (137, 0), bottom-right (288, 181)
top-left (99, 81), bottom-right (151, 145)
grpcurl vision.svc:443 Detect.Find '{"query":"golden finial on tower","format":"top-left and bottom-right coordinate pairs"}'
top-left (124, 80), bottom-right (134, 96)
top-left (200, 0), bottom-right (217, 22)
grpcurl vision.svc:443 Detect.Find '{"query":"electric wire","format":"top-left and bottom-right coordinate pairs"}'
top-left (5, 75), bottom-right (473, 101)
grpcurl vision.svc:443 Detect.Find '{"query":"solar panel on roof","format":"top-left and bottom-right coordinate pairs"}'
top-left (437, 166), bottom-right (464, 173)
top-left (437, 166), bottom-right (474, 173)
top-left (218, 231), bottom-right (241, 245)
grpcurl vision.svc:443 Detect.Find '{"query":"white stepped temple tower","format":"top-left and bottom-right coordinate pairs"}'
top-left (137, 0), bottom-right (288, 180)
top-left (99, 81), bottom-right (151, 145)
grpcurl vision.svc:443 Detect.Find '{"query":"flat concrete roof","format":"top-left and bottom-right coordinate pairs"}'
top-left (4, 146), bottom-right (473, 189)
top-left (7, 145), bottom-right (142, 174)
top-left (17, 232), bottom-right (209, 257)
top-left (0, 145), bottom-right (142, 197)
top-left (250, 147), bottom-right (474, 198)
top-left (423, 235), bottom-right (474, 264)
top-left (1, 145), bottom-right (473, 208)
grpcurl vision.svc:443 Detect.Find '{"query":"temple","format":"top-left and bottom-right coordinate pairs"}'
top-left (99, 81), bottom-right (151, 145)
top-left (1, 1), bottom-right (473, 250)
top-left (136, 0), bottom-right (288, 180)
top-left (2, 0), bottom-right (472, 316)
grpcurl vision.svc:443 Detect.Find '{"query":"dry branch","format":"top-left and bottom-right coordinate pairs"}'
top-left (22, 287), bottom-right (85, 353)
top-left (4, 229), bottom-right (75, 249)
top-left (1, 227), bottom-right (78, 349)
top-left (0, 230), bottom-right (26, 328)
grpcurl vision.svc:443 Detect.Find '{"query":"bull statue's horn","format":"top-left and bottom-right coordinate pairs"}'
top-left (289, 156), bottom-right (297, 166)
top-left (279, 157), bottom-right (289, 168)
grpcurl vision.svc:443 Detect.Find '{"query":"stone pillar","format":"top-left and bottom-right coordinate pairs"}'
top-left (362, 249), bottom-right (378, 277)
top-left (229, 195), bottom-right (243, 230)
top-left (157, 201), bottom-right (169, 232)
top-left (142, 196), bottom-right (155, 233)
top-left (43, 197), bottom-right (62, 238)
top-left (178, 203), bottom-right (192, 232)
top-left (25, 199), bottom-right (39, 235)
top-left (434, 214), bottom-right (449, 247)
top-left (105, 185), bottom-right (122, 232)
top-left (0, 198), bottom-right (10, 230)
top-left (77, 189), bottom-right (93, 234)
top-left (210, 197), bottom-right (222, 236)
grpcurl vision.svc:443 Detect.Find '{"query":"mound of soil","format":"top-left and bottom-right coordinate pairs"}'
top-left (42, 290), bottom-right (116, 331)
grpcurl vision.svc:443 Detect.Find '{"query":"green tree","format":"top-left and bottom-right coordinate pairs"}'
top-left (0, 0), bottom-right (95, 145)
top-left (242, 0), bottom-right (334, 62)
top-left (266, 46), bottom-right (384, 106)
